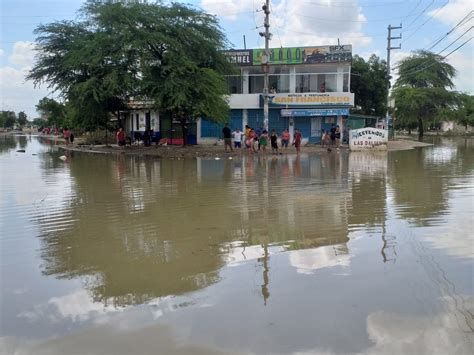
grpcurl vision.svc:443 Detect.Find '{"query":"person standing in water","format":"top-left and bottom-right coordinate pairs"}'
top-left (116, 127), bottom-right (126, 148)
top-left (281, 129), bottom-right (290, 150)
top-left (222, 123), bottom-right (233, 152)
top-left (270, 129), bottom-right (278, 154)
top-left (293, 129), bottom-right (302, 154)
top-left (63, 127), bottom-right (71, 145)
top-left (259, 129), bottom-right (268, 153)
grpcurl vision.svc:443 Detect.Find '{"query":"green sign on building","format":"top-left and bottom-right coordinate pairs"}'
top-left (252, 45), bottom-right (352, 65)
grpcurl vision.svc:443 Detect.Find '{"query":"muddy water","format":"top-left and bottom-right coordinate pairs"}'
top-left (1, 135), bottom-right (473, 354)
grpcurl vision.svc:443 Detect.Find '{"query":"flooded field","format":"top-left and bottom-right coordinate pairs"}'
top-left (1, 135), bottom-right (473, 354)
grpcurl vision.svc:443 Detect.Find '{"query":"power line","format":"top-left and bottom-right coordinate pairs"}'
top-left (403, 0), bottom-right (435, 31)
top-left (441, 36), bottom-right (472, 58)
top-left (402, 0), bottom-right (450, 43)
top-left (395, 37), bottom-right (472, 77)
top-left (392, 11), bottom-right (473, 72)
top-left (425, 11), bottom-right (473, 50)
top-left (436, 26), bottom-right (473, 55)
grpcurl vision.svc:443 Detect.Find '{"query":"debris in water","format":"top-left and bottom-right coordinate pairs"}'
top-left (59, 155), bottom-right (67, 161)
top-left (214, 157), bottom-right (221, 160)
top-left (16, 150), bottom-right (25, 153)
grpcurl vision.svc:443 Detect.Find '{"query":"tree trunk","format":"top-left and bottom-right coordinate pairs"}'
top-left (408, 128), bottom-right (411, 135)
top-left (418, 118), bottom-right (424, 139)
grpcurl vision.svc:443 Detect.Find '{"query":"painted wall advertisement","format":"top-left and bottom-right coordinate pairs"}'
top-left (222, 45), bottom-right (352, 66)
top-left (262, 92), bottom-right (354, 107)
top-left (349, 128), bottom-right (388, 151)
top-left (252, 45), bottom-right (352, 65)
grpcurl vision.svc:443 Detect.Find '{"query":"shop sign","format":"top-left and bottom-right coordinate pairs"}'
top-left (263, 93), bottom-right (354, 107)
top-left (281, 108), bottom-right (349, 117)
top-left (253, 44), bottom-right (352, 65)
top-left (349, 128), bottom-right (388, 151)
top-left (222, 50), bottom-right (252, 65)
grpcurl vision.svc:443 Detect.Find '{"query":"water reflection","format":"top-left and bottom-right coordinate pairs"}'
top-left (29, 141), bottom-right (474, 307)
top-left (1, 135), bottom-right (473, 354)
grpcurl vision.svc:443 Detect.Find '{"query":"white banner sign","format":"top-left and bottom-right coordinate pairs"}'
top-left (349, 128), bottom-right (388, 151)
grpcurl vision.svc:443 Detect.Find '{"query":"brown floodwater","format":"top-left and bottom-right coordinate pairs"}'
top-left (0, 135), bottom-right (473, 354)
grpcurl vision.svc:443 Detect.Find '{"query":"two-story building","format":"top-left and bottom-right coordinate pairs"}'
top-left (199, 44), bottom-right (354, 144)
top-left (122, 44), bottom-right (354, 145)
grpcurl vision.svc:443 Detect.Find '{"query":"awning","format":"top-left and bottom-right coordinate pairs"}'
top-left (281, 108), bottom-right (349, 117)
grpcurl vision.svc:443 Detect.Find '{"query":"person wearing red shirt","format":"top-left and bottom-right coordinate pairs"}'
top-left (116, 127), bottom-right (126, 148)
top-left (293, 129), bottom-right (302, 153)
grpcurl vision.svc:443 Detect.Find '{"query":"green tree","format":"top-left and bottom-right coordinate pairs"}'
top-left (392, 50), bottom-right (457, 138)
top-left (36, 97), bottom-right (67, 128)
top-left (32, 118), bottom-right (48, 128)
top-left (17, 111), bottom-right (28, 127)
top-left (0, 111), bottom-right (17, 128)
top-left (28, 1), bottom-right (233, 143)
top-left (452, 93), bottom-right (474, 130)
top-left (350, 54), bottom-right (389, 116)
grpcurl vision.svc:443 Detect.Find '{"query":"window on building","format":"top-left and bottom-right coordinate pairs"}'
top-left (247, 65), bottom-right (291, 94)
top-left (226, 75), bottom-right (242, 94)
top-left (343, 73), bottom-right (349, 92)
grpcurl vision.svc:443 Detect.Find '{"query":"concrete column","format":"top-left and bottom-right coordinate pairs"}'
top-left (242, 69), bottom-right (249, 94)
top-left (196, 117), bottom-right (202, 144)
top-left (289, 117), bottom-right (295, 139)
top-left (154, 112), bottom-right (160, 132)
top-left (337, 115), bottom-right (343, 142)
top-left (337, 66), bottom-right (344, 92)
top-left (289, 66), bottom-right (296, 93)
top-left (242, 109), bottom-right (248, 130)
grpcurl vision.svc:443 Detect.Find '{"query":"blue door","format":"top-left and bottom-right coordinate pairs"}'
top-left (294, 118), bottom-right (311, 141)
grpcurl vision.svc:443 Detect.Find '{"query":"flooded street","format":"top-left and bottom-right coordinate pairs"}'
top-left (1, 135), bottom-right (473, 354)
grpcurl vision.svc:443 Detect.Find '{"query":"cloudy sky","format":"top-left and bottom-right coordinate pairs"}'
top-left (1, 0), bottom-right (473, 118)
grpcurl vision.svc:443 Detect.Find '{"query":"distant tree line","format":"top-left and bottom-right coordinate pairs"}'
top-left (0, 111), bottom-right (29, 129)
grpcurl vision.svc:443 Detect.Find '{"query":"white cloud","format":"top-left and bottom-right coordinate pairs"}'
top-left (9, 41), bottom-right (36, 68)
top-left (271, 0), bottom-right (371, 49)
top-left (0, 41), bottom-right (51, 117)
top-left (201, 0), bottom-right (371, 49)
top-left (447, 51), bottom-right (474, 93)
top-left (289, 244), bottom-right (351, 274)
top-left (0, 65), bottom-right (51, 118)
top-left (428, 0), bottom-right (474, 27)
top-left (364, 306), bottom-right (474, 354)
top-left (200, 0), bottom-right (256, 21)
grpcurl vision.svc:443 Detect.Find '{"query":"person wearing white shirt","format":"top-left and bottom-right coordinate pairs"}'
top-left (232, 128), bottom-right (243, 149)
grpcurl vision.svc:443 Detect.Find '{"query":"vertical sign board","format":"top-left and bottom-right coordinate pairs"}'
top-left (349, 128), bottom-right (388, 151)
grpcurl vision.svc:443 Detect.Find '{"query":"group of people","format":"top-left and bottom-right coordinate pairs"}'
top-left (321, 124), bottom-right (341, 150)
top-left (222, 124), bottom-right (303, 154)
top-left (39, 126), bottom-right (74, 145)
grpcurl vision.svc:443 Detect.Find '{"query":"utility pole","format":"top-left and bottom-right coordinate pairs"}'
top-left (386, 24), bottom-right (401, 137)
top-left (259, 0), bottom-right (271, 131)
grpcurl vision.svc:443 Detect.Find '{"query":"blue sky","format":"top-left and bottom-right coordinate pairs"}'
top-left (1, 0), bottom-right (472, 118)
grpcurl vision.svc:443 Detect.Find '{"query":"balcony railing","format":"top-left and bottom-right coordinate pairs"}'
top-left (226, 72), bottom-right (350, 94)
